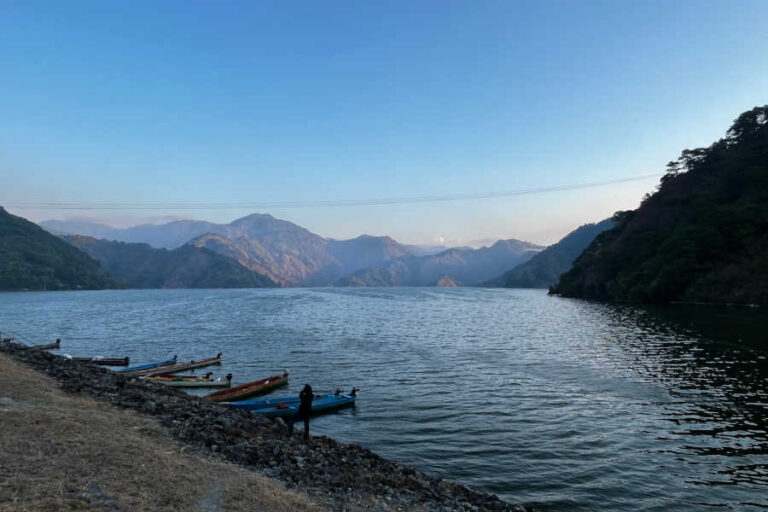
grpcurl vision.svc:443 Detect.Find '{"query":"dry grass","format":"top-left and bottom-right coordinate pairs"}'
top-left (0, 354), bottom-right (325, 512)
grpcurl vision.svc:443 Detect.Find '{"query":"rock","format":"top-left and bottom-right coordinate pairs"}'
top-left (0, 340), bottom-right (527, 512)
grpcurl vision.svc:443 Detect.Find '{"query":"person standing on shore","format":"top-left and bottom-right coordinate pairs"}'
top-left (288, 384), bottom-right (314, 440)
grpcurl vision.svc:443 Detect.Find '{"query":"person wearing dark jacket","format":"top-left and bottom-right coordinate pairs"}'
top-left (288, 384), bottom-right (314, 439)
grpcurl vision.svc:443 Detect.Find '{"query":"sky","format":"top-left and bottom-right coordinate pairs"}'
top-left (1, 0), bottom-right (767, 246)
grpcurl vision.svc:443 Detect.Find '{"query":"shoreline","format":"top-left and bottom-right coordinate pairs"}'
top-left (0, 340), bottom-right (526, 512)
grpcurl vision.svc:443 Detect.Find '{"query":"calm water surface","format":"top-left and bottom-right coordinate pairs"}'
top-left (1, 288), bottom-right (767, 511)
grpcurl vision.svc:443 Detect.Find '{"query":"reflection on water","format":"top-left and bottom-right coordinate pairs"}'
top-left (0, 288), bottom-right (766, 511)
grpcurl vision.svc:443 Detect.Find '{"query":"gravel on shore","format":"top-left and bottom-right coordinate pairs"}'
top-left (0, 340), bottom-right (526, 512)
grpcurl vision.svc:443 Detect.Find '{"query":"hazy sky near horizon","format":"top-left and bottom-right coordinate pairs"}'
top-left (2, 1), bottom-right (767, 245)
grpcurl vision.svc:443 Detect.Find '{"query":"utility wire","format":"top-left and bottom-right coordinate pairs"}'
top-left (2, 173), bottom-right (661, 210)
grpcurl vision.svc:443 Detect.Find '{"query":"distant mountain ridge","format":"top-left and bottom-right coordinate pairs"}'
top-left (186, 215), bottom-right (413, 285)
top-left (41, 219), bottom-right (220, 249)
top-left (487, 219), bottom-right (613, 288)
top-left (63, 235), bottom-right (275, 289)
top-left (45, 214), bottom-right (415, 286)
top-left (337, 239), bottom-right (543, 286)
top-left (43, 213), bottom-right (545, 287)
top-left (0, 207), bottom-right (115, 291)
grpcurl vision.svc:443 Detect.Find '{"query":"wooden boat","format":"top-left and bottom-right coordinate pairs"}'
top-left (30, 339), bottom-right (61, 350)
top-left (146, 372), bottom-right (232, 388)
top-left (120, 356), bottom-right (178, 373)
top-left (206, 372), bottom-right (288, 403)
top-left (73, 356), bottom-right (130, 366)
top-left (124, 353), bottom-right (223, 378)
top-left (228, 389), bottom-right (358, 417)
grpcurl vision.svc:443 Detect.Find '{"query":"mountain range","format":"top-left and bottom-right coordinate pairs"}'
top-left (62, 235), bottom-right (275, 289)
top-left (43, 213), bottom-right (543, 287)
top-left (337, 239), bottom-right (543, 286)
top-left (486, 219), bottom-right (613, 288)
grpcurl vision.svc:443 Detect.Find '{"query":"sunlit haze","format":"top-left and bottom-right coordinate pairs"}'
top-left (2, 1), bottom-right (767, 245)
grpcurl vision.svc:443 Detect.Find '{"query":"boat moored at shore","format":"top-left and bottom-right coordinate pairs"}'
top-left (229, 389), bottom-right (358, 417)
top-left (206, 371), bottom-right (288, 403)
top-left (120, 356), bottom-right (178, 373)
top-left (123, 353), bottom-right (222, 378)
top-left (146, 372), bottom-right (232, 388)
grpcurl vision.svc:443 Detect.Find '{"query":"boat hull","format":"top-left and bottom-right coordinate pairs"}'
top-left (123, 354), bottom-right (222, 378)
top-left (30, 339), bottom-right (61, 350)
top-left (229, 393), bottom-right (357, 417)
top-left (147, 378), bottom-right (230, 388)
top-left (73, 356), bottom-right (130, 366)
top-left (206, 373), bottom-right (288, 403)
top-left (120, 357), bottom-right (177, 373)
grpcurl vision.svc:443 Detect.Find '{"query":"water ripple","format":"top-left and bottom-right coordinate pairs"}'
top-left (1, 288), bottom-right (767, 511)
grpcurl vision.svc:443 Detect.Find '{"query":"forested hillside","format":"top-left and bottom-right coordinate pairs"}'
top-left (488, 219), bottom-right (612, 288)
top-left (552, 106), bottom-right (768, 304)
top-left (0, 207), bottom-right (115, 291)
top-left (62, 235), bottom-right (275, 289)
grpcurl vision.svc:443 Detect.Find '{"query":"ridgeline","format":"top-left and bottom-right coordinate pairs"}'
top-left (488, 219), bottom-right (612, 289)
top-left (63, 235), bottom-right (276, 289)
top-left (553, 106), bottom-right (768, 304)
top-left (0, 207), bottom-right (115, 291)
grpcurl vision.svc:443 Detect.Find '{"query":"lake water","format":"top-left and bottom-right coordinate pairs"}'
top-left (1, 288), bottom-right (767, 511)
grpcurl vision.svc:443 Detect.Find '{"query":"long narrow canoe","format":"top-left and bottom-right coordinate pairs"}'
top-left (124, 353), bottom-right (223, 378)
top-left (120, 356), bottom-right (178, 373)
top-left (30, 339), bottom-right (61, 350)
top-left (206, 372), bottom-right (288, 403)
top-left (146, 372), bottom-right (232, 388)
top-left (73, 356), bottom-right (130, 366)
top-left (229, 391), bottom-right (357, 417)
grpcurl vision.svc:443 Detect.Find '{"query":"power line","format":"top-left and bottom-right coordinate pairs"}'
top-left (2, 173), bottom-right (661, 210)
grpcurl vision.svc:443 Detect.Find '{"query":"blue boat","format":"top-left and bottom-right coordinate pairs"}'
top-left (120, 356), bottom-right (177, 373)
top-left (228, 389), bottom-right (358, 417)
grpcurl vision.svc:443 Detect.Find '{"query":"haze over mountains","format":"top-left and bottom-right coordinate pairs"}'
top-left (487, 219), bottom-right (613, 289)
top-left (42, 214), bottom-right (546, 287)
top-left (339, 239), bottom-right (542, 286)
top-left (62, 235), bottom-right (275, 289)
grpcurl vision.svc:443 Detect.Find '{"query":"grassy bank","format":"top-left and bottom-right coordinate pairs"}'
top-left (0, 342), bottom-right (525, 512)
top-left (0, 353), bottom-right (323, 512)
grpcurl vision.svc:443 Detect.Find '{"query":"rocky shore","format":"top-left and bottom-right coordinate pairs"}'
top-left (0, 340), bottom-right (526, 512)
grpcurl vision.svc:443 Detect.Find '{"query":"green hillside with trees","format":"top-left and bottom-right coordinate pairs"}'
top-left (552, 106), bottom-right (768, 304)
top-left (0, 207), bottom-right (115, 291)
top-left (62, 235), bottom-right (276, 289)
top-left (487, 219), bottom-right (613, 288)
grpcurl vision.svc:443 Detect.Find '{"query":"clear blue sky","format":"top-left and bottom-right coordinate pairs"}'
top-left (1, 0), bottom-right (767, 245)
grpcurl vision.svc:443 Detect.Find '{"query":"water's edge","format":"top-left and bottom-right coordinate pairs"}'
top-left (0, 340), bottom-right (526, 512)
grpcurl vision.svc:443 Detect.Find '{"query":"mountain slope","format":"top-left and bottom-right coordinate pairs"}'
top-left (337, 239), bottom-right (543, 286)
top-left (41, 219), bottom-right (220, 250)
top-left (553, 105), bottom-right (768, 304)
top-left (327, 235), bottom-right (412, 276)
top-left (488, 219), bottom-right (613, 288)
top-left (0, 208), bottom-right (115, 291)
top-left (44, 213), bottom-right (413, 286)
top-left (187, 216), bottom-right (414, 285)
top-left (63, 235), bottom-right (275, 289)
top-left (187, 219), bottom-right (337, 286)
